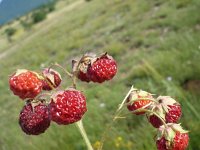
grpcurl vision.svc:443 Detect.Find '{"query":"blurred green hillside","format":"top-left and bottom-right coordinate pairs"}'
top-left (0, 0), bottom-right (200, 149)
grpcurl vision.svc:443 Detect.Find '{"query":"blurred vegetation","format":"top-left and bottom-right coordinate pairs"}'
top-left (20, 0), bottom-right (57, 26)
top-left (4, 27), bottom-right (16, 42)
top-left (20, 20), bottom-right (32, 31)
top-left (4, 27), bottom-right (16, 37)
top-left (31, 0), bottom-right (58, 24)
top-left (0, 0), bottom-right (200, 149)
top-left (31, 10), bottom-right (47, 24)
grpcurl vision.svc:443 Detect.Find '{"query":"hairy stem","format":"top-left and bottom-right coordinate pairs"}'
top-left (148, 110), bottom-right (167, 127)
top-left (50, 62), bottom-right (73, 78)
top-left (69, 68), bottom-right (93, 150)
top-left (76, 120), bottom-right (94, 150)
top-left (72, 74), bottom-right (77, 89)
top-left (51, 62), bottom-right (93, 150)
top-left (117, 86), bottom-right (134, 111)
top-left (98, 86), bottom-right (134, 150)
top-left (132, 108), bottom-right (167, 127)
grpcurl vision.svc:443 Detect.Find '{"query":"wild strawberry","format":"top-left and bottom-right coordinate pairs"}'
top-left (19, 101), bottom-right (51, 135)
top-left (147, 96), bottom-right (182, 128)
top-left (156, 123), bottom-right (189, 150)
top-left (42, 68), bottom-right (62, 90)
top-left (87, 53), bottom-right (117, 83)
top-left (49, 89), bottom-right (87, 125)
top-left (9, 69), bottom-right (43, 99)
top-left (78, 71), bottom-right (90, 82)
top-left (126, 89), bottom-right (154, 115)
top-left (73, 53), bottom-right (117, 83)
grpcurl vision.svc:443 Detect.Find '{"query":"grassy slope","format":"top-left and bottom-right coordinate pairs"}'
top-left (0, 0), bottom-right (200, 149)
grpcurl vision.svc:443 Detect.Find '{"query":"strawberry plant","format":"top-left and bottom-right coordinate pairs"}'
top-left (9, 52), bottom-right (189, 150)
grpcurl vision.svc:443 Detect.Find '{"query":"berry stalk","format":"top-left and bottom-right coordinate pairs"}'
top-left (52, 62), bottom-right (73, 78)
top-left (132, 108), bottom-right (168, 127)
top-left (46, 63), bottom-right (93, 150)
top-left (98, 86), bottom-right (134, 150)
top-left (117, 86), bottom-right (135, 112)
top-left (76, 120), bottom-right (94, 150)
top-left (70, 71), bottom-right (93, 150)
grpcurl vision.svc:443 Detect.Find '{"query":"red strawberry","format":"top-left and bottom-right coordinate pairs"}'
top-left (87, 53), bottom-right (117, 83)
top-left (73, 53), bottom-right (117, 83)
top-left (49, 89), bottom-right (87, 125)
top-left (156, 123), bottom-right (189, 150)
top-left (9, 69), bottom-right (43, 99)
top-left (126, 89), bottom-right (153, 115)
top-left (78, 71), bottom-right (90, 82)
top-left (19, 101), bottom-right (51, 135)
top-left (42, 68), bottom-right (62, 90)
top-left (147, 96), bottom-right (182, 128)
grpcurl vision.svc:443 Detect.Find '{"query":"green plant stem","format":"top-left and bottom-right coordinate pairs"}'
top-left (50, 62), bottom-right (93, 150)
top-left (132, 108), bottom-right (167, 127)
top-left (117, 86), bottom-right (134, 111)
top-left (69, 69), bottom-right (93, 150)
top-left (72, 75), bottom-right (77, 89)
top-left (76, 120), bottom-right (94, 150)
top-left (147, 110), bottom-right (167, 127)
top-left (98, 86), bottom-right (134, 150)
top-left (50, 62), bottom-right (73, 77)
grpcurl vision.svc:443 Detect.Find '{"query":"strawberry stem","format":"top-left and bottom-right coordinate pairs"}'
top-left (50, 62), bottom-right (78, 88)
top-left (76, 120), bottom-right (94, 150)
top-left (150, 111), bottom-right (168, 128)
top-left (98, 86), bottom-right (134, 150)
top-left (72, 74), bottom-right (77, 89)
top-left (133, 108), bottom-right (167, 127)
top-left (70, 69), bottom-right (92, 150)
top-left (50, 62), bottom-right (73, 78)
top-left (117, 85), bottom-right (134, 111)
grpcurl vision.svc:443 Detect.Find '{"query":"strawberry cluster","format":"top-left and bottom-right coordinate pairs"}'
top-left (8, 52), bottom-right (117, 135)
top-left (8, 52), bottom-right (189, 150)
top-left (126, 89), bottom-right (189, 150)
top-left (73, 53), bottom-right (117, 83)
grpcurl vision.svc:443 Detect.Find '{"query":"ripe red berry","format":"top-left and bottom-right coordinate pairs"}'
top-left (42, 68), bottom-right (62, 90)
top-left (9, 69), bottom-right (43, 99)
top-left (126, 89), bottom-right (153, 115)
top-left (19, 102), bottom-right (51, 135)
top-left (148, 96), bottom-right (182, 128)
top-left (165, 105), bottom-right (181, 122)
top-left (49, 89), bottom-right (87, 125)
top-left (148, 115), bottom-right (163, 128)
top-left (74, 53), bottom-right (117, 83)
top-left (88, 54), bottom-right (117, 83)
top-left (156, 124), bottom-right (189, 150)
top-left (173, 132), bottom-right (189, 150)
top-left (78, 71), bottom-right (91, 82)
